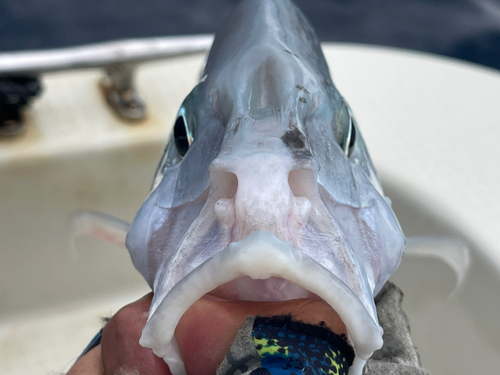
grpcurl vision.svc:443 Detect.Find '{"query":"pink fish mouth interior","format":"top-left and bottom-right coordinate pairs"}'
top-left (200, 276), bottom-right (349, 344)
top-left (208, 276), bottom-right (323, 302)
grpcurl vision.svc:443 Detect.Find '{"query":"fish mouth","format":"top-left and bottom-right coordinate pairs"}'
top-left (139, 230), bottom-right (383, 375)
top-left (208, 275), bottom-right (323, 302)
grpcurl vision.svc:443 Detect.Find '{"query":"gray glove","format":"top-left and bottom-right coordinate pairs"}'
top-left (364, 282), bottom-right (429, 375)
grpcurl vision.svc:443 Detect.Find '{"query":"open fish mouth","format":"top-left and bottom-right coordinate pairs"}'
top-left (139, 230), bottom-right (383, 375)
top-left (208, 275), bottom-right (322, 302)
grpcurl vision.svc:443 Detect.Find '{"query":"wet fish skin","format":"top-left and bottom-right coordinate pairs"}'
top-left (126, 0), bottom-right (406, 374)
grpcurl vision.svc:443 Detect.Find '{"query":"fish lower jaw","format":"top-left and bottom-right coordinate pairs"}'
top-left (140, 231), bottom-right (383, 375)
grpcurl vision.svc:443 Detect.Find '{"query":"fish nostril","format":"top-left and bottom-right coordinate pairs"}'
top-left (212, 171), bottom-right (238, 228)
top-left (288, 169), bottom-right (313, 228)
top-left (288, 169), bottom-right (315, 198)
top-left (212, 171), bottom-right (238, 199)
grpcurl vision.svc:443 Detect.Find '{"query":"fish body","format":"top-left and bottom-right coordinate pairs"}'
top-left (126, 0), bottom-right (406, 374)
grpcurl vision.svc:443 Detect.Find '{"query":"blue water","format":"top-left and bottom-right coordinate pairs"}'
top-left (1, 0), bottom-right (500, 70)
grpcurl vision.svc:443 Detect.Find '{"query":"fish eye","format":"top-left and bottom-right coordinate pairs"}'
top-left (153, 105), bottom-right (196, 187)
top-left (335, 99), bottom-right (356, 157)
top-left (173, 111), bottom-right (193, 157)
top-left (346, 117), bottom-right (356, 157)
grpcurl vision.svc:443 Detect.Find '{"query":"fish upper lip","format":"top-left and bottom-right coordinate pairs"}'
top-left (139, 230), bottom-right (383, 375)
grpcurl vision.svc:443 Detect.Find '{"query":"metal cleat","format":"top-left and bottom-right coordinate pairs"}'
top-left (100, 64), bottom-right (146, 122)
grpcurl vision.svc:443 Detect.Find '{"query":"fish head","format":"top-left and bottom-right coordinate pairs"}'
top-left (126, 0), bottom-right (406, 373)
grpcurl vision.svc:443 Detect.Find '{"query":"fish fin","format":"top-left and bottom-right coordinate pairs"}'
top-left (68, 210), bottom-right (131, 249)
top-left (404, 235), bottom-right (470, 298)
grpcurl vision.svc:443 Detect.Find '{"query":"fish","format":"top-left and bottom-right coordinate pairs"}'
top-left (82, 0), bottom-right (407, 374)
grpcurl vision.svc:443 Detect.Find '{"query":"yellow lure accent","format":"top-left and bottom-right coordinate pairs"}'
top-left (253, 337), bottom-right (289, 357)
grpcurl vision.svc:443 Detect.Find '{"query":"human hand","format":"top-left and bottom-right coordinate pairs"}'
top-left (66, 293), bottom-right (346, 375)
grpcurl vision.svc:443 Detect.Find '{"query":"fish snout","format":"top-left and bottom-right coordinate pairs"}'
top-left (210, 155), bottom-right (313, 245)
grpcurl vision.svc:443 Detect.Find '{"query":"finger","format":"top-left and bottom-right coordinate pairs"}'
top-left (66, 345), bottom-right (104, 375)
top-left (101, 293), bottom-right (170, 375)
top-left (101, 293), bottom-right (346, 375)
top-left (175, 297), bottom-right (346, 375)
